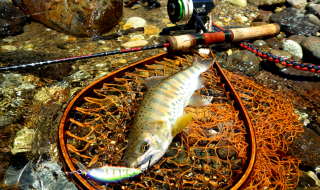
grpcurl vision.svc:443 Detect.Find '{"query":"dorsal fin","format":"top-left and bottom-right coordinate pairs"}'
top-left (144, 76), bottom-right (168, 88)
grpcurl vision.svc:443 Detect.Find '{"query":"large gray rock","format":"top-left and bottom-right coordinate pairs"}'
top-left (269, 7), bottom-right (319, 36)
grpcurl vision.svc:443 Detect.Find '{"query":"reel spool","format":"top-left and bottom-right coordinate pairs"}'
top-left (167, 0), bottom-right (215, 23)
top-left (167, 0), bottom-right (193, 23)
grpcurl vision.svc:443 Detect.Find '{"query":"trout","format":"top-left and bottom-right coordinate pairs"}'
top-left (123, 55), bottom-right (214, 171)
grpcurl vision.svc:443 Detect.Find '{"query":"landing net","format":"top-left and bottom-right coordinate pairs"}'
top-left (59, 53), bottom-right (302, 189)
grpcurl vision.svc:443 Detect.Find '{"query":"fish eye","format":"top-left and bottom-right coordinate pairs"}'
top-left (139, 142), bottom-right (150, 153)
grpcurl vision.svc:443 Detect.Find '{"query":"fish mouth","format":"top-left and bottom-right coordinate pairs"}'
top-left (136, 149), bottom-right (166, 171)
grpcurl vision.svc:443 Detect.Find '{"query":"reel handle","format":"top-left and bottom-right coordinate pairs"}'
top-left (166, 23), bottom-right (280, 51)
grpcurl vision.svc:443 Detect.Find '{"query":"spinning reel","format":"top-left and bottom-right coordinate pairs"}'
top-left (160, 0), bottom-right (215, 35)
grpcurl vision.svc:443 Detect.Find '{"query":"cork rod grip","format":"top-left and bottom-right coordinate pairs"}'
top-left (230, 23), bottom-right (280, 42)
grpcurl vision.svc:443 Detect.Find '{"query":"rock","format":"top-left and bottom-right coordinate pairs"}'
top-left (1, 45), bottom-right (17, 51)
top-left (253, 10), bottom-right (273, 22)
top-left (129, 34), bottom-right (145, 41)
top-left (21, 0), bottom-right (123, 37)
top-left (71, 70), bottom-right (91, 81)
top-left (269, 49), bottom-right (293, 60)
top-left (282, 39), bottom-right (303, 59)
top-left (224, 0), bottom-right (247, 7)
top-left (289, 126), bottom-right (320, 169)
top-left (259, 0), bottom-right (286, 6)
top-left (11, 127), bottom-right (34, 154)
top-left (2, 73), bottom-right (23, 88)
top-left (144, 25), bottom-right (159, 35)
top-left (216, 140), bottom-right (237, 160)
top-left (287, 35), bottom-right (307, 44)
top-left (252, 40), bottom-right (267, 47)
top-left (123, 17), bottom-right (147, 30)
top-left (227, 50), bottom-right (261, 76)
top-left (305, 14), bottom-right (320, 29)
top-left (306, 3), bottom-right (320, 18)
top-left (301, 36), bottom-right (320, 61)
top-left (248, 0), bottom-right (261, 6)
top-left (269, 7), bottom-right (319, 36)
top-left (265, 37), bottom-right (282, 49)
top-left (121, 40), bottom-right (148, 48)
top-left (0, 1), bottom-right (26, 37)
top-left (287, 0), bottom-right (307, 9)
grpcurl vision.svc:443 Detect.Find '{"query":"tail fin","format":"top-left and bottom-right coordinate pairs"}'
top-left (193, 54), bottom-right (214, 72)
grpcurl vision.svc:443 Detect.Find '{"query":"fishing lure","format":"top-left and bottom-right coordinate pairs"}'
top-left (66, 165), bottom-right (142, 184)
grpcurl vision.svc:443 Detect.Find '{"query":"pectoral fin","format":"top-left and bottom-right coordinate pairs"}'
top-left (172, 113), bottom-right (193, 137)
top-left (187, 93), bottom-right (212, 106)
top-left (144, 76), bottom-right (168, 88)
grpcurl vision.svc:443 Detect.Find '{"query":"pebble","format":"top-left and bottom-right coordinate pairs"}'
top-left (287, 35), bottom-right (307, 44)
top-left (224, 0), bottom-right (247, 7)
top-left (123, 17), bottom-right (147, 30)
top-left (2, 73), bottom-right (23, 88)
top-left (144, 25), bottom-right (159, 35)
top-left (269, 49), bottom-right (293, 60)
top-left (227, 50), bottom-right (261, 76)
top-left (282, 40), bottom-right (303, 59)
top-left (1, 45), bottom-right (17, 51)
top-left (259, 0), bottom-right (286, 6)
top-left (269, 7), bottom-right (319, 36)
top-left (130, 34), bottom-right (145, 41)
top-left (304, 14), bottom-right (320, 29)
top-left (265, 38), bottom-right (282, 49)
top-left (132, 4), bottom-right (142, 9)
top-left (121, 40), bottom-right (148, 48)
top-left (252, 40), bottom-right (267, 47)
top-left (2, 38), bottom-right (14, 43)
top-left (236, 16), bottom-right (248, 23)
top-left (11, 127), bottom-right (34, 154)
top-left (287, 0), bottom-right (307, 10)
top-left (301, 36), bottom-right (320, 61)
top-left (306, 3), bottom-right (320, 18)
top-left (71, 70), bottom-right (91, 81)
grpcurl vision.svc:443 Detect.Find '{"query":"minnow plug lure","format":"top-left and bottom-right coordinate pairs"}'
top-left (65, 165), bottom-right (142, 183)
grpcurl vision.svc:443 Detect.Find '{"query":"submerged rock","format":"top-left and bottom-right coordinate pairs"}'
top-left (21, 0), bottom-right (123, 36)
top-left (227, 50), bottom-right (261, 76)
top-left (269, 7), bottom-right (319, 36)
top-left (0, 0), bottom-right (26, 38)
top-left (289, 126), bottom-right (320, 169)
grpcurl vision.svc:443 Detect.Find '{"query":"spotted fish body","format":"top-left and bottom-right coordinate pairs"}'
top-left (123, 55), bottom-right (214, 171)
top-left (81, 166), bottom-right (142, 183)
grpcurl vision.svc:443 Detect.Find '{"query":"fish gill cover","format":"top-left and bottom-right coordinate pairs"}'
top-left (60, 53), bottom-right (303, 189)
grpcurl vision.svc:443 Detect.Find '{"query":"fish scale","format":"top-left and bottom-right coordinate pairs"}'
top-left (123, 55), bottom-right (214, 171)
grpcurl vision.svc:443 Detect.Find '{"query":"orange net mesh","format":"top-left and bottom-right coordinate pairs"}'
top-left (62, 54), bottom-right (303, 189)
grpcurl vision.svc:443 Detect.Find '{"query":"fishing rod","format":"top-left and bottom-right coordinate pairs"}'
top-left (0, 24), bottom-right (280, 71)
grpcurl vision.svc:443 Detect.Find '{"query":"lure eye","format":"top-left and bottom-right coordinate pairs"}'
top-left (139, 142), bottom-right (150, 153)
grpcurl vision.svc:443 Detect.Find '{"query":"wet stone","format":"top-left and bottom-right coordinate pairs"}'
top-left (124, 17), bottom-right (147, 30)
top-left (21, 0), bottom-right (123, 36)
top-left (216, 140), bottom-right (237, 160)
top-left (270, 49), bottom-right (293, 60)
top-left (301, 36), bottom-right (320, 61)
top-left (224, 0), bottom-right (247, 7)
top-left (0, 0), bottom-right (26, 37)
top-left (306, 3), bottom-right (320, 18)
top-left (265, 37), bottom-right (282, 49)
top-left (282, 39), bottom-right (303, 59)
top-left (289, 126), bottom-right (320, 169)
top-left (2, 73), bottom-right (23, 88)
top-left (11, 127), bottom-right (34, 155)
top-left (253, 9), bottom-right (273, 22)
top-left (287, 35), bottom-right (307, 44)
top-left (252, 40), bottom-right (267, 47)
top-left (304, 14), bottom-right (320, 29)
top-left (259, 0), bottom-right (286, 6)
top-left (227, 50), bottom-right (261, 76)
top-left (287, 0), bottom-right (307, 10)
top-left (269, 7), bottom-right (319, 36)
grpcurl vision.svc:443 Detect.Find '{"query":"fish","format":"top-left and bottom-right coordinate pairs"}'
top-left (123, 55), bottom-right (214, 171)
